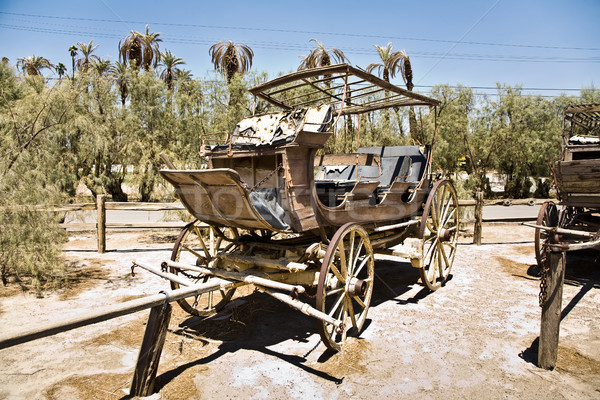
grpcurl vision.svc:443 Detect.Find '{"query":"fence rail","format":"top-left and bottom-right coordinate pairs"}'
top-left (51, 193), bottom-right (548, 253)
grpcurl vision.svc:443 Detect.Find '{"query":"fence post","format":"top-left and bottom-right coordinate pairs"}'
top-left (130, 302), bottom-right (172, 397)
top-left (538, 247), bottom-right (566, 370)
top-left (97, 194), bottom-right (106, 253)
top-left (473, 192), bottom-right (483, 245)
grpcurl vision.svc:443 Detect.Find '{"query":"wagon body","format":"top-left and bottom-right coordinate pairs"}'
top-left (161, 64), bottom-right (439, 236)
top-left (555, 104), bottom-right (600, 209)
top-left (150, 64), bottom-right (459, 351)
top-left (534, 104), bottom-right (600, 267)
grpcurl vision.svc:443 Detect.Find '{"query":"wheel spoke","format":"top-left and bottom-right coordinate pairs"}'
top-left (348, 231), bottom-right (356, 271)
top-left (354, 255), bottom-right (370, 277)
top-left (329, 264), bottom-right (345, 285)
top-left (338, 241), bottom-right (348, 276)
top-left (181, 244), bottom-right (204, 260)
top-left (193, 225), bottom-right (211, 257)
top-left (327, 292), bottom-right (346, 318)
top-left (346, 296), bottom-right (358, 329)
top-left (353, 295), bottom-right (366, 309)
top-left (352, 237), bottom-right (365, 273)
top-left (439, 242), bottom-right (449, 275)
top-left (326, 287), bottom-right (345, 296)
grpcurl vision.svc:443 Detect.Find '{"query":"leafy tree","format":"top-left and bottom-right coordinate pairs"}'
top-left (430, 84), bottom-right (474, 177)
top-left (0, 62), bottom-right (69, 292)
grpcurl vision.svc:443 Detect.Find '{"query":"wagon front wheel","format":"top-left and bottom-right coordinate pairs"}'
top-left (170, 220), bottom-right (238, 316)
top-left (419, 180), bottom-right (459, 291)
top-left (316, 223), bottom-right (375, 352)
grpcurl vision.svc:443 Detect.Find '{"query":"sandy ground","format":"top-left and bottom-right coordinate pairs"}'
top-left (0, 224), bottom-right (599, 400)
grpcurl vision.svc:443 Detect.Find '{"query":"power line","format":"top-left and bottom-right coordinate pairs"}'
top-left (1, 22), bottom-right (599, 64)
top-left (419, 0), bottom-right (502, 83)
top-left (1, 10), bottom-right (599, 52)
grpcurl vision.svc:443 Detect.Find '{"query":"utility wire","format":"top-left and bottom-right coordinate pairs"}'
top-left (418, 0), bottom-right (502, 83)
top-left (1, 23), bottom-right (598, 64)
top-left (1, 10), bottom-right (599, 52)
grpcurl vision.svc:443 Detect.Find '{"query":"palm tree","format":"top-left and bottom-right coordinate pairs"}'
top-left (76, 40), bottom-right (100, 73)
top-left (113, 61), bottom-right (129, 106)
top-left (175, 69), bottom-right (194, 93)
top-left (366, 43), bottom-right (416, 139)
top-left (298, 39), bottom-right (347, 70)
top-left (56, 62), bottom-right (67, 80)
top-left (16, 55), bottom-right (54, 76)
top-left (365, 43), bottom-right (413, 88)
top-left (209, 40), bottom-right (253, 83)
top-left (91, 58), bottom-right (114, 76)
top-left (159, 50), bottom-right (185, 90)
top-left (119, 25), bottom-right (162, 71)
top-left (68, 44), bottom-right (78, 79)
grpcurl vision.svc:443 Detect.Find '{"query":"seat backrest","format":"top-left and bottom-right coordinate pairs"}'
top-left (358, 146), bottom-right (428, 185)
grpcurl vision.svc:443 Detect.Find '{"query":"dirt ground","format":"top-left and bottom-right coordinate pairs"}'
top-left (0, 224), bottom-right (599, 400)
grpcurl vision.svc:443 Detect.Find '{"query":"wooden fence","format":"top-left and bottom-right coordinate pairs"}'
top-left (54, 194), bottom-right (548, 253)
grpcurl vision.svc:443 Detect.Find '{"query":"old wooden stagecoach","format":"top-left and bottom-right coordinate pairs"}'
top-left (534, 103), bottom-right (600, 271)
top-left (138, 64), bottom-right (459, 351)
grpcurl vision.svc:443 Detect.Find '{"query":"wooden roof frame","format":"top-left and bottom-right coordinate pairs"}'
top-left (249, 64), bottom-right (440, 115)
top-left (564, 103), bottom-right (600, 134)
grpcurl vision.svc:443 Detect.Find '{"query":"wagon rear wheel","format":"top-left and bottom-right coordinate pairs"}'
top-left (534, 201), bottom-right (558, 268)
top-left (418, 180), bottom-right (459, 291)
top-left (316, 223), bottom-right (375, 352)
top-left (170, 220), bottom-right (238, 316)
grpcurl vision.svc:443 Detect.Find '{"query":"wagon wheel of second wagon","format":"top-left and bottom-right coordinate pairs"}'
top-left (534, 201), bottom-right (558, 268)
top-left (170, 220), bottom-right (238, 316)
top-left (418, 180), bottom-right (459, 291)
top-left (316, 223), bottom-right (375, 352)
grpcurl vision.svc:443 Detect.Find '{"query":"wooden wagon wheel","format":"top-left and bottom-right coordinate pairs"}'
top-left (534, 201), bottom-right (558, 268)
top-left (316, 223), bottom-right (375, 352)
top-left (418, 180), bottom-right (459, 291)
top-left (170, 220), bottom-right (238, 316)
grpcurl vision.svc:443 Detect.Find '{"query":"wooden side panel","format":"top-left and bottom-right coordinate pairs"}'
top-left (160, 169), bottom-right (275, 230)
top-left (284, 147), bottom-right (320, 232)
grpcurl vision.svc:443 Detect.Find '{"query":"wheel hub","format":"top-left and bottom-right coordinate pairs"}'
top-left (438, 228), bottom-right (452, 242)
top-left (347, 277), bottom-right (367, 297)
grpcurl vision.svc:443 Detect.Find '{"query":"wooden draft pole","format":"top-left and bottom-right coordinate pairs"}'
top-left (0, 279), bottom-right (231, 350)
top-left (538, 240), bottom-right (567, 370)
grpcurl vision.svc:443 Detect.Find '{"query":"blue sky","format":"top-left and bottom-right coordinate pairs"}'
top-left (0, 0), bottom-right (598, 97)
